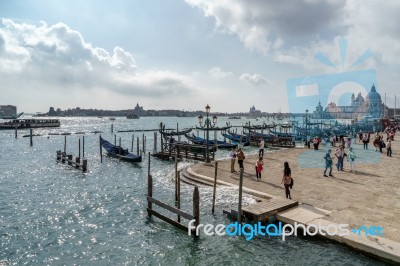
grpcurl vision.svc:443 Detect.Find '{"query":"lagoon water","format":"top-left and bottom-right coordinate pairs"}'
top-left (0, 117), bottom-right (386, 265)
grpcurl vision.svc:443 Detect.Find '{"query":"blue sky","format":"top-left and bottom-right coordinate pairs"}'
top-left (0, 0), bottom-right (399, 113)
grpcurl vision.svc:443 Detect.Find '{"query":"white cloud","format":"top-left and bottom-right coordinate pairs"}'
top-left (186, 0), bottom-right (400, 74)
top-left (0, 18), bottom-right (197, 103)
top-left (208, 66), bottom-right (233, 79)
top-left (186, 0), bottom-right (346, 55)
top-left (239, 73), bottom-right (268, 85)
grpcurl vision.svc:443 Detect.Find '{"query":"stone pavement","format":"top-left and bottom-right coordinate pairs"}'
top-left (187, 138), bottom-right (400, 262)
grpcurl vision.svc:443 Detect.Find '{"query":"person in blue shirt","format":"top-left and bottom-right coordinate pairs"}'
top-left (323, 149), bottom-right (334, 177)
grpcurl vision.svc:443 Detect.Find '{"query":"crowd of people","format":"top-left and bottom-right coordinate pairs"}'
top-left (229, 138), bottom-right (293, 199)
top-left (227, 127), bottom-right (396, 199)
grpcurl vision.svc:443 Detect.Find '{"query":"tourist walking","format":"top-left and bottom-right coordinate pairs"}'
top-left (347, 147), bottom-right (356, 172)
top-left (335, 145), bottom-right (345, 171)
top-left (281, 162), bottom-right (292, 199)
top-left (237, 148), bottom-right (245, 170)
top-left (323, 149), bottom-right (333, 177)
top-left (313, 138), bottom-right (318, 150)
top-left (229, 147), bottom-right (237, 173)
top-left (387, 139), bottom-right (392, 157)
top-left (330, 135), bottom-right (334, 147)
top-left (259, 138), bottom-right (265, 158)
top-left (255, 157), bottom-right (264, 181)
top-left (347, 137), bottom-right (352, 148)
top-left (362, 133), bottom-right (369, 150)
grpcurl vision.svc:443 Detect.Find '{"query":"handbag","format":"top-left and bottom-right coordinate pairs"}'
top-left (289, 178), bottom-right (294, 189)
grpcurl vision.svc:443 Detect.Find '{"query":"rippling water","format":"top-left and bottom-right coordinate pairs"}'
top-left (0, 117), bottom-right (386, 265)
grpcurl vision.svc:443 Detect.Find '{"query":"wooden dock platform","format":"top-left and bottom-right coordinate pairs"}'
top-left (224, 197), bottom-right (298, 222)
top-left (152, 142), bottom-right (216, 161)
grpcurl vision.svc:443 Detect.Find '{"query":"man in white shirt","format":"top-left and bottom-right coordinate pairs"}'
top-left (335, 145), bottom-right (345, 171)
top-left (259, 138), bottom-right (265, 158)
top-left (229, 148), bottom-right (237, 173)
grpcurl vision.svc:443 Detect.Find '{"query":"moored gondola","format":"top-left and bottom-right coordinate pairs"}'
top-left (100, 136), bottom-right (142, 163)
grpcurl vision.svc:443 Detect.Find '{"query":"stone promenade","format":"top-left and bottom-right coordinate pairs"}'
top-left (186, 138), bottom-right (400, 262)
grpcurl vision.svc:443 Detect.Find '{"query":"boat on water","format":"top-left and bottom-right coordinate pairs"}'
top-left (109, 117), bottom-right (116, 121)
top-left (100, 137), bottom-right (142, 163)
top-left (0, 119), bottom-right (60, 130)
top-left (245, 130), bottom-right (276, 141)
top-left (158, 123), bottom-right (192, 137)
top-left (127, 114), bottom-right (139, 119)
top-left (221, 133), bottom-right (250, 146)
top-left (228, 116), bottom-right (241, 119)
top-left (185, 133), bottom-right (237, 149)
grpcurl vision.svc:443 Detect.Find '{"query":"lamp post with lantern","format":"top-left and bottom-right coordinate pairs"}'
top-left (197, 104), bottom-right (217, 163)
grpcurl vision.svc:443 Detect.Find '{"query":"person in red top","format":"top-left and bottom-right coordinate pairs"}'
top-left (255, 157), bottom-right (264, 181)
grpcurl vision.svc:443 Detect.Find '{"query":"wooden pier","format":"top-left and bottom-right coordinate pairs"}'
top-left (146, 153), bottom-right (200, 235)
top-left (152, 142), bottom-right (216, 161)
top-left (224, 197), bottom-right (298, 222)
top-left (57, 150), bottom-right (88, 172)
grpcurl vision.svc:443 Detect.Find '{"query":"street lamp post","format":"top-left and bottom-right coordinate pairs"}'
top-left (198, 104), bottom-right (217, 163)
top-left (305, 109), bottom-right (309, 140)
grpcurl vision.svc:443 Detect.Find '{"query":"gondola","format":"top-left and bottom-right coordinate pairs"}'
top-left (100, 136), bottom-right (142, 162)
top-left (221, 132), bottom-right (250, 146)
top-left (185, 133), bottom-right (237, 149)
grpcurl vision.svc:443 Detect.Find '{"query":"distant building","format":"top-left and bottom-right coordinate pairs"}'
top-left (312, 84), bottom-right (387, 119)
top-left (249, 105), bottom-right (262, 117)
top-left (0, 105), bottom-right (17, 116)
top-left (133, 103), bottom-right (145, 116)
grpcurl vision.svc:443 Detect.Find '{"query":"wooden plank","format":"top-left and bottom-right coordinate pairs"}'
top-left (241, 198), bottom-right (299, 222)
top-left (147, 209), bottom-right (189, 232)
top-left (147, 197), bottom-right (194, 220)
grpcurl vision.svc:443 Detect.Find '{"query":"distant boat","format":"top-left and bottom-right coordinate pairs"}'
top-left (228, 116), bottom-right (241, 119)
top-left (109, 117), bottom-right (116, 121)
top-left (97, 116), bottom-right (103, 118)
top-left (0, 112), bottom-right (24, 120)
top-left (100, 136), bottom-right (142, 163)
top-left (0, 119), bottom-right (60, 130)
top-left (127, 114), bottom-right (139, 119)
top-left (185, 133), bottom-right (237, 149)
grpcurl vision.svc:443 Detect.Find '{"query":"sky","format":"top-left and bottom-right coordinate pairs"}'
top-left (0, 0), bottom-right (399, 113)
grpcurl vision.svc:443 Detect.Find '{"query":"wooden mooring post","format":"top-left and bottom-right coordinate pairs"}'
top-left (30, 129), bottom-right (33, 146)
top-left (78, 138), bottom-right (81, 158)
top-left (111, 123), bottom-right (114, 133)
top-left (82, 136), bottom-right (85, 158)
top-left (142, 134), bottom-right (145, 155)
top-left (56, 150), bottom-right (88, 172)
top-left (15, 127), bottom-right (17, 139)
top-left (137, 137), bottom-right (140, 156)
top-left (63, 135), bottom-right (66, 152)
top-left (131, 134), bottom-right (134, 152)
top-left (177, 171), bottom-right (181, 223)
top-left (238, 168), bottom-right (244, 223)
top-left (212, 161), bottom-right (218, 214)
top-left (153, 132), bottom-right (157, 153)
top-left (114, 134), bottom-right (117, 146)
top-left (99, 135), bottom-right (103, 163)
top-left (147, 173), bottom-right (200, 235)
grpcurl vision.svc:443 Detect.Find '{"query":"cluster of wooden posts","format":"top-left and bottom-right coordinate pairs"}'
top-left (56, 136), bottom-right (88, 172)
top-left (146, 154), bottom-right (247, 235)
top-left (147, 153), bottom-right (200, 235)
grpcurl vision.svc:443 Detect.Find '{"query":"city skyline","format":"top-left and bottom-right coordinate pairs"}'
top-left (1, 1), bottom-right (399, 113)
